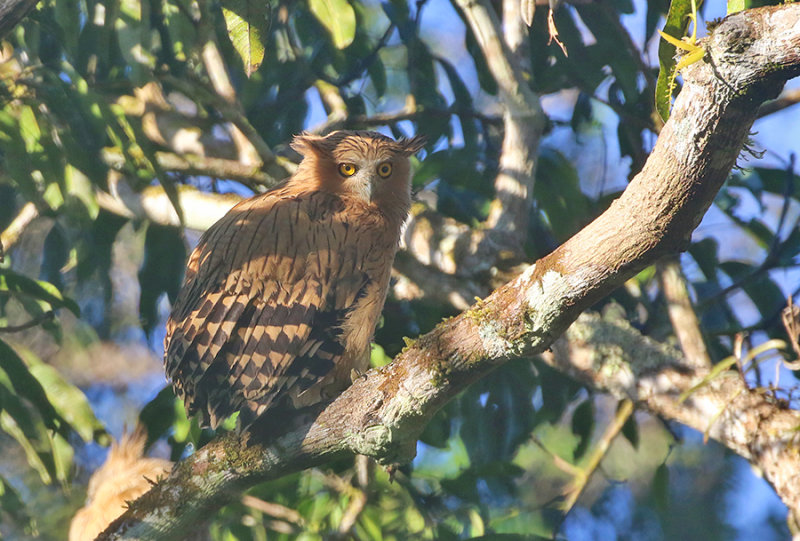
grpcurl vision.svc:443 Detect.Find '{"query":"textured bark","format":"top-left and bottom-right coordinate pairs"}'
top-left (542, 314), bottom-right (800, 525)
top-left (0, 0), bottom-right (37, 39)
top-left (97, 5), bottom-right (800, 539)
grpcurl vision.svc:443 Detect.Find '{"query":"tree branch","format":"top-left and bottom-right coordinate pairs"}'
top-left (541, 313), bottom-right (800, 525)
top-left (98, 6), bottom-right (800, 538)
top-left (455, 0), bottom-right (546, 247)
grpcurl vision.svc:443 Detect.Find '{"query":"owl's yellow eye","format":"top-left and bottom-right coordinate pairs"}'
top-left (338, 163), bottom-right (357, 177)
top-left (377, 162), bottom-right (393, 178)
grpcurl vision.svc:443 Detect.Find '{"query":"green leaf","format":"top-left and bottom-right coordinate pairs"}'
top-left (727, 0), bottom-right (745, 13)
top-left (308, 0), bottom-right (356, 49)
top-left (688, 238), bottom-right (720, 280)
top-left (571, 398), bottom-right (594, 461)
top-left (24, 352), bottom-right (107, 444)
top-left (651, 463), bottom-right (670, 511)
top-left (117, 0), bottom-right (156, 83)
top-left (138, 224), bottom-right (186, 335)
top-left (656, 0), bottom-right (702, 121)
top-left (0, 410), bottom-right (52, 485)
top-left (0, 475), bottom-right (37, 534)
top-left (0, 339), bottom-right (70, 439)
top-left (223, 0), bottom-right (270, 76)
top-left (535, 148), bottom-right (593, 240)
top-left (0, 269), bottom-right (80, 316)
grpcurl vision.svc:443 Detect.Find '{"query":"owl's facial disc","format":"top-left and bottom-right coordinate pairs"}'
top-left (336, 159), bottom-right (396, 203)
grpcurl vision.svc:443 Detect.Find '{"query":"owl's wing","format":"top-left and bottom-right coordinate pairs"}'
top-left (164, 190), bottom-right (370, 429)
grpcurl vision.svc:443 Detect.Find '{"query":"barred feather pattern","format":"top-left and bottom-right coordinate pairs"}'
top-left (164, 131), bottom-right (425, 430)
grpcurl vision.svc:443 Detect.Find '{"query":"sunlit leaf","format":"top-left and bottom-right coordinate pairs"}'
top-left (0, 269), bottom-right (80, 316)
top-left (308, 0), bottom-right (356, 49)
top-left (727, 0), bottom-right (745, 14)
top-left (23, 350), bottom-right (107, 444)
top-left (0, 339), bottom-right (71, 439)
top-left (0, 410), bottom-right (52, 485)
top-left (656, 0), bottom-right (703, 121)
top-left (223, 0), bottom-right (269, 76)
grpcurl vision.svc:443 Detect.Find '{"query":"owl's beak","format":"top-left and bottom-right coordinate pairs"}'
top-left (367, 176), bottom-right (379, 202)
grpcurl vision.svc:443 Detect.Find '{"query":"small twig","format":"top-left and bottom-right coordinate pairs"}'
top-left (0, 310), bottom-right (55, 333)
top-left (561, 399), bottom-right (634, 514)
top-left (240, 495), bottom-right (305, 527)
top-left (160, 73), bottom-right (283, 176)
top-left (101, 147), bottom-right (285, 188)
top-left (314, 105), bottom-right (502, 134)
top-left (324, 24), bottom-right (396, 88)
top-left (337, 489), bottom-right (368, 535)
top-left (530, 436), bottom-right (582, 477)
top-left (757, 88), bottom-right (800, 118)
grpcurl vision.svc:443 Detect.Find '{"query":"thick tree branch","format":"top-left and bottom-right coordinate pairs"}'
top-left (98, 6), bottom-right (800, 538)
top-left (0, 0), bottom-right (37, 39)
top-left (542, 313), bottom-right (800, 524)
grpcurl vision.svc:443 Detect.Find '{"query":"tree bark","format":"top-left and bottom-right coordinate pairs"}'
top-left (0, 0), bottom-right (37, 39)
top-left (97, 4), bottom-right (800, 539)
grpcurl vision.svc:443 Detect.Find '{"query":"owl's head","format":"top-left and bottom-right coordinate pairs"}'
top-left (291, 130), bottom-right (425, 216)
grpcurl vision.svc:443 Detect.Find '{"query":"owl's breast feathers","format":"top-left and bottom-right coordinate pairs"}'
top-left (164, 187), bottom-right (402, 430)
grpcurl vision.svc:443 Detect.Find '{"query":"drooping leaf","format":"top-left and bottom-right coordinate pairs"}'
top-left (138, 223), bottom-right (186, 335)
top-left (117, 0), bottom-right (156, 83)
top-left (308, 0), bottom-right (356, 49)
top-left (535, 148), bottom-right (593, 240)
top-left (0, 475), bottom-right (37, 534)
top-left (0, 268), bottom-right (80, 317)
top-left (570, 398), bottom-right (594, 461)
top-left (22, 348), bottom-right (107, 444)
top-left (0, 339), bottom-right (71, 439)
top-left (222, 0), bottom-right (270, 76)
top-left (651, 463), bottom-right (670, 512)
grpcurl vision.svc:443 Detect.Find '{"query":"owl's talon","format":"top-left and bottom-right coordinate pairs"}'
top-left (350, 368), bottom-right (365, 382)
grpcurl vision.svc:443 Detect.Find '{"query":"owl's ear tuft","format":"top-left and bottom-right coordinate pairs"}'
top-left (291, 133), bottom-right (327, 157)
top-left (399, 135), bottom-right (427, 156)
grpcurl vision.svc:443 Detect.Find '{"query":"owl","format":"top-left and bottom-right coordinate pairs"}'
top-left (164, 130), bottom-right (425, 431)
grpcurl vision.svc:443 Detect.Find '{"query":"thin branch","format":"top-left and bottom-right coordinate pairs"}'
top-left (100, 147), bottom-right (287, 188)
top-left (159, 73), bottom-right (289, 182)
top-left (240, 495), bottom-right (305, 527)
top-left (0, 311), bottom-right (55, 333)
top-left (95, 176), bottom-right (242, 231)
top-left (657, 258), bottom-right (712, 370)
top-left (561, 398), bottom-right (634, 514)
top-left (314, 105), bottom-right (503, 134)
top-left (0, 202), bottom-right (38, 255)
top-left (455, 0), bottom-right (546, 245)
top-left (758, 88), bottom-right (800, 118)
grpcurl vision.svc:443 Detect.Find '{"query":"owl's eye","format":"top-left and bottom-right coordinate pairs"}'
top-left (377, 162), bottom-right (393, 178)
top-left (338, 163), bottom-right (357, 177)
